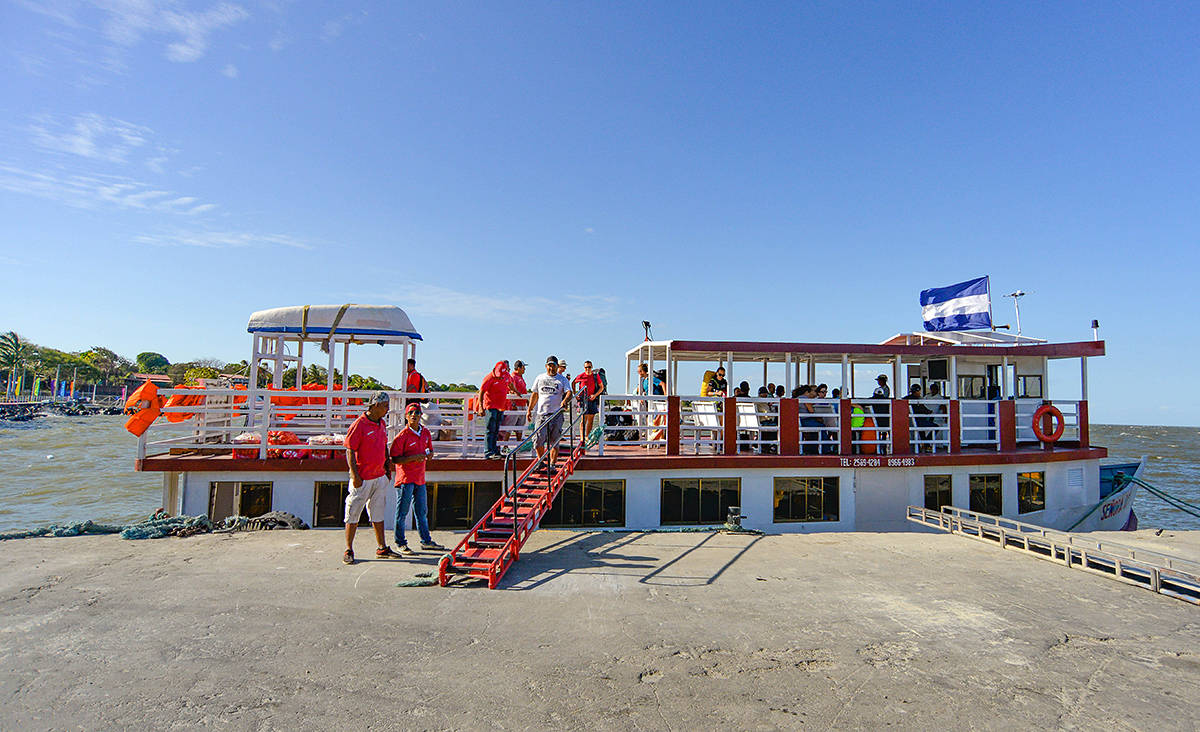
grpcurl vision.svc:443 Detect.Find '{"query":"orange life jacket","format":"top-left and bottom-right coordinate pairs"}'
top-left (123, 380), bottom-right (164, 436)
top-left (164, 385), bottom-right (206, 423)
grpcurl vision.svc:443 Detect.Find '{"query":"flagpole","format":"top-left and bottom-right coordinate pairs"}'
top-left (987, 276), bottom-right (995, 332)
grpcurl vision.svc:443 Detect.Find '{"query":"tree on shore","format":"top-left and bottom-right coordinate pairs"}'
top-left (136, 352), bottom-right (170, 374)
top-left (0, 331), bottom-right (36, 396)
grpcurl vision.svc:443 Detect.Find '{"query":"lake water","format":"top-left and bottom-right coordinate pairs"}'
top-left (0, 417), bottom-right (1196, 532)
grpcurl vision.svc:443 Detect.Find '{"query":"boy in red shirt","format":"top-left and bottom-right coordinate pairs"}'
top-left (390, 402), bottom-right (445, 553)
top-left (342, 392), bottom-right (403, 564)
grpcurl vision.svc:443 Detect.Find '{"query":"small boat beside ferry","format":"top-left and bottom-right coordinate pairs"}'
top-left (131, 301), bottom-right (1138, 536)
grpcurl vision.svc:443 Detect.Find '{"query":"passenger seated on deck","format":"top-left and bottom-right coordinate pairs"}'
top-left (705, 367), bottom-right (728, 397)
top-left (907, 384), bottom-right (934, 453)
top-left (757, 387), bottom-right (778, 454)
top-left (799, 385), bottom-right (823, 455)
top-left (775, 385), bottom-right (785, 398)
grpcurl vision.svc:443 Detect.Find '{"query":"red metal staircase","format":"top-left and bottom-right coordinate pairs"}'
top-left (438, 406), bottom-right (593, 589)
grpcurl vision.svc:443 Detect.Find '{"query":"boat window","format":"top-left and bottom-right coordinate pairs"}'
top-left (958, 376), bottom-right (987, 399)
top-left (428, 482), bottom-right (501, 530)
top-left (924, 475), bottom-right (953, 511)
top-left (543, 480), bottom-right (626, 527)
top-left (1017, 471), bottom-right (1045, 514)
top-left (773, 477), bottom-right (839, 522)
top-left (313, 481), bottom-right (369, 527)
top-left (968, 474), bottom-right (1002, 515)
top-left (661, 478), bottom-right (741, 525)
top-left (208, 481), bottom-right (273, 523)
top-left (1016, 376), bottom-right (1043, 399)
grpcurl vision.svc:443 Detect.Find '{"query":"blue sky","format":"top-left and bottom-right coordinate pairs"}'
top-left (2, 2), bottom-right (1198, 425)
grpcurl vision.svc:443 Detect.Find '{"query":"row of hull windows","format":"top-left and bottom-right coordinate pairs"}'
top-left (212, 480), bottom-right (627, 529)
top-left (209, 471), bottom-right (1046, 528)
top-left (924, 472), bottom-right (1046, 515)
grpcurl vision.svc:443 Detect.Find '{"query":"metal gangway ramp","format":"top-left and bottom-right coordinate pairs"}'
top-left (907, 505), bottom-right (1200, 605)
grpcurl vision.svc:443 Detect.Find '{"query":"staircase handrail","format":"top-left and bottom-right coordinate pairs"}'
top-left (501, 395), bottom-right (584, 543)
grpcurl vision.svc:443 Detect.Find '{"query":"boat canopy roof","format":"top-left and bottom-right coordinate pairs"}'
top-left (247, 304), bottom-right (421, 344)
top-left (626, 337), bottom-right (1103, 364)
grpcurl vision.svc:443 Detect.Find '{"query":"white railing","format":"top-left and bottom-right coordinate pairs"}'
top-left (1016, 399), bottom-right (1079, 443)
top-left (848, 399), bottom-right (891, 455)
top-left (596, 394), bottom-right (668, 454)
top-left (799, 398), bottom-right (841, 455)
top-left (908, 399), bottom-right (951, 453)
top-left (959, 399), bottom-right (999, 449)
top-left (680, 398), bottom-right (723, 454)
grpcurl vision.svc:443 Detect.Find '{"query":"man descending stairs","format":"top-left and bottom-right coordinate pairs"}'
top-left (438, 415), bottom-right (597, 589)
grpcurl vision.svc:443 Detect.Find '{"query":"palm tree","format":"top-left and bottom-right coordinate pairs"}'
top-left (0, 331), bottom-right (35, 398)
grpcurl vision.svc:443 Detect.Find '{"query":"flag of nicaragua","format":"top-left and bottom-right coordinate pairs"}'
top-left (920, 276), bottom-right (992, 331)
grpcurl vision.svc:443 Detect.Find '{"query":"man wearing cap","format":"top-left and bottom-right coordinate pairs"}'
top-left (389, 402), bottom-right (444, 554)
top-left (501, 360), bottom-right (529, 444)
top-left (526, 356), bottom-right (571, 464)
top-left (872, 374), bottom-right (891, 450)
top-left (342, 392), bottom-right (403, 564)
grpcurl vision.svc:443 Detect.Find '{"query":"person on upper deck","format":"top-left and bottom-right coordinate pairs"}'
top-left (405, 358), bottom-right (428, 404)
top-left (572, 360), bottom-right (604, 439)
top-left (556, 359), bottom-right (570, 383)
top-left (775, 385), bottom-right (785, 398)
top-left (873, 374), bottom-right (890, 399)
top-left (342, 392), bottom-right (403, 565)
top-left (477, 360), bottom-right (515, 460)
top-left (527, 356), bottom-right (571, 465)
top-left (798, 385), bottom-right (823, 455)
top-left (907, 384), bottom-right (934, 452)
top-left (706, 367), bottom-right (728, 397)
top-left (502, 360), bottom-right (529, 443)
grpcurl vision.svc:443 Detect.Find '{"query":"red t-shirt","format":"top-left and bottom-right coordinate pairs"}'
top-left (480, 372), bottom-right (512, 411)
top-left (573, 372), bottom-right (602, 400)
top-left (344, 414), bottom-right (389, 480)
top-left (390, 425), bottom-right (433, 485)
top-left (510, 373), bottom-right (528, 409)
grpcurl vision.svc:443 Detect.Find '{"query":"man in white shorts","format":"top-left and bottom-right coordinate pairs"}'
top-left (342, 392), bottom-right (403, 564)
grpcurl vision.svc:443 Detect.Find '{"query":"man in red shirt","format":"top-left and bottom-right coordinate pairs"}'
top-left (476, 360), bottom-right (514, 459)
top-left (389, 402), bottom-right (444, 553)
top-left (405, 358), bottom-right (427, 401)
top-left (501, 360), bottom-right (528, 443)
top-left (342, 392), bottom-right (402, 564)
top-left (572, 360), bottom-right (604, 440)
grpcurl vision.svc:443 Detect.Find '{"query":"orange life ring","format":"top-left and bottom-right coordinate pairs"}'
top-left (860, 415), bottom-right (878, 455)
top-left (1031, 404), bottom-right (1065, 443)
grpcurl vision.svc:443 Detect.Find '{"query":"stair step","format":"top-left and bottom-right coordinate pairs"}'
top-left (470, 539), bottom-right (507, 548)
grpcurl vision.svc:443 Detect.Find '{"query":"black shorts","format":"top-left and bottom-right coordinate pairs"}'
top-left (584, 398), bottom-right (600, 415)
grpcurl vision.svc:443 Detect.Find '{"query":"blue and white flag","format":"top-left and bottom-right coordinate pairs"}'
top-left (920, 276), bottom-right (992, 331)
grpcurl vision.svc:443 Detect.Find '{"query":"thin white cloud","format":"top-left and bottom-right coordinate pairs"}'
top-left (321, 11), bottom-right (366, 42)
top-left (29, 112), bottom-right (151, 163)
top-left (160, 4), bottom-right (249, 62)
top-left (134, 231), bottom-right (312, 250)
top-left (371, 284), bottom-right (619, 324)
top-left (17, 0), bottom-right (249, 73)
top-left (221, 63), bottom-right (238, 78)
top-left (0, 164), bottom-right (215, 215)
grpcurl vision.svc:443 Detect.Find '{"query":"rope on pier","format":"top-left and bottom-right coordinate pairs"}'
top-left (396, 570), bottom-right (438, 588)
top-left (0, 509), bottom-right (308, 542)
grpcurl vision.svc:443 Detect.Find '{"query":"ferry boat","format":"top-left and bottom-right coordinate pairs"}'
top-left (132, 304), bottom-right (1139, 542)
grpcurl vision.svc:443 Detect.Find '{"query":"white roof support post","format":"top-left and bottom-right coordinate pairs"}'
top-left (950, 356), bottom-right (958, 399)
top-left (892, 357), bottom-right (901, 397)
top-left (272, 337), bottom-right (284, 388)
top-left (342, 341), bottom-right (350, 390)
top-left (625, 355), bottom-right (631, 395)
top-left (1042, 357), bottom-right (1049, 400)
top-left (1081, 357), bottom-right (1088, 401)
top-left (1001, 356), bottom-right (1009, 399)
top-left (841, 354), bottom-right (849, 396)
top-left (850, 360), bottom-right (856, 397)
top-left (807, 356), bottom-right (815, 387)
top-left (296, 340), bottom-right (304, 387)
top-left (665, 344), bottom-right (673, 395)
top-left (785, 353), bottom-right (793, 393)
top-left (726, 351), bottom-right (733, 393)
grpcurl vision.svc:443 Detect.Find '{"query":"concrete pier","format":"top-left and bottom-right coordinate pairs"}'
top-left (2, 529), bottom-right (1197, 729)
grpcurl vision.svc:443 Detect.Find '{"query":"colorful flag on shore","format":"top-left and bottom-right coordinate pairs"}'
top-left (920, 276), bottom-right (992, 331)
